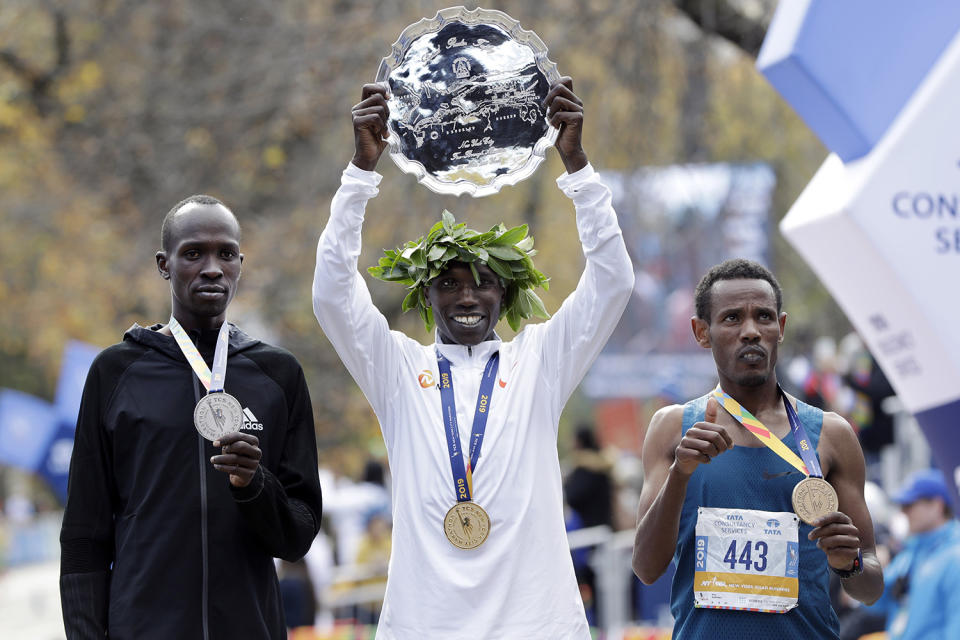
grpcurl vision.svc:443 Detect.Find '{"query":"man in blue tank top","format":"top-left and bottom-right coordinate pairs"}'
top-left (631, 259), bottom-right (883, 639)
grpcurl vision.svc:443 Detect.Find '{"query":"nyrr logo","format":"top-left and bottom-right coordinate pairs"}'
top-left (418, 370), bottom-right (435, 388)
top-left (242, 407), bottom-right (263, 431)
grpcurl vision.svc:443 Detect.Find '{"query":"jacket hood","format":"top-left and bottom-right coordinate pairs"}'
top-left (123, 322), bottom-right (260, 363)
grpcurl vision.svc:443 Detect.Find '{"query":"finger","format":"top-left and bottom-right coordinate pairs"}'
top-left (221, 441), bottom-right (262, 461)
top-left (809, 522), bottom-right (859, 541)
top-left (676, 445), bottom-right (712, 466)
top-left (549, 111), bottom-right (583, 131)
top-left (211, 454), bottom-right (259, 470)
top-left (679, 433), bottom-right (725, 460)
top-left (704, 396), bottom-right (719, 425)
top-left (360, 83), bottom-right (388, 101)
top-left (213, 432), bottom-right (258, 448)
top-left (686, 426), bottom-right (733, 454)
top-left (352, 94), bottom-right (389, 116)
top-left (546, 96), bottom-right (583, 119)
top-left (815, 536), bottom-right (862, 553)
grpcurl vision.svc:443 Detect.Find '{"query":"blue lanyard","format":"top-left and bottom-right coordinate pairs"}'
top-left (781, 386), bottom-right (824, 478)
top-left (436, 350), bottom-right (500, 503)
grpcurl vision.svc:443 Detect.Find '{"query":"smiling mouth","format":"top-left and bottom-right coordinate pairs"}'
top-left (452, 314), bottom-right (482, 327)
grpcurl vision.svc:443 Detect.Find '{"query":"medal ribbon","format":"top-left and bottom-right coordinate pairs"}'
top-left (711, 385), bottom-right (823, 478)
top-left (436, 350), bottom-right (500, 502)
top-left (168, 317), bottom-right (230, 393)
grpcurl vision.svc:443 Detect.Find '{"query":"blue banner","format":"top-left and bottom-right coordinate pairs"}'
top-left (0, 389), bottom-right (60, 472)
top-left (54, 340), bottom-right (99, 428)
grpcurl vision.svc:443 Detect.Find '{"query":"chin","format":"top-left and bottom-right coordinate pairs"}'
top-left (737, 372), bottom-right (769, 387)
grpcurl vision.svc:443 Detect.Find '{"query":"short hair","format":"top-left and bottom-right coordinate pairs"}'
top-left (694, 258), bottom-right (782, 321)
top-left (160, 194), bottom-right (232, 251)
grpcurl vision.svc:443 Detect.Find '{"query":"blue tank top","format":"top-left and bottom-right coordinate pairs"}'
top-left (668, 394), bottom-right (840, 639)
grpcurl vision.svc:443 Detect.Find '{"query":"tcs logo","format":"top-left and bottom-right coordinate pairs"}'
top-left (418, 370), bottom-right (435, 388)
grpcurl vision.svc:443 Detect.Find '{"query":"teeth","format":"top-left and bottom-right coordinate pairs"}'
top-left (453, 315), bottom-right (481, 326)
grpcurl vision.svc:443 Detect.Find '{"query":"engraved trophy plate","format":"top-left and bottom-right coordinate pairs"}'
top-left (376, 6), bottom-right (561, 197)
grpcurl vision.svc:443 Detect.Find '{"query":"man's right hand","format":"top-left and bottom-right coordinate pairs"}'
top-left (352, 84), bottom-right (390, 171)
top-left (674, 396), bottom-right (734, 476)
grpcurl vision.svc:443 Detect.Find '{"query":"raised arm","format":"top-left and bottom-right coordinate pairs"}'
top-left (312, 84), bottom-right (404, 414)
top-left (810, 412), bottom-right (884, 604)
top-left (536, 78), bottom-right (635, 406)
top-left (632, 399), bottom-right (733, 583)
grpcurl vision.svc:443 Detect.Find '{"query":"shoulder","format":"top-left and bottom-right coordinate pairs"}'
top-left (91, 340), bottom-right (150, 381)
top-left (819, 410), bottom-right (860, 448)
top-left (818, 410), bottom-right (865, 474)
top-left (643, 404), bottom-right (685, 456)
top-left (239, 342), bottom-right (304, 378)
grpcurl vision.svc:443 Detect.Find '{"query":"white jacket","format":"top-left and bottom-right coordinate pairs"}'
top-left (313, 162), bottom-right (634, 639)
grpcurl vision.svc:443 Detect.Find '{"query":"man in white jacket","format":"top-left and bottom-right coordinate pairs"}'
top-left (313, 79), bottom-right (633, 639)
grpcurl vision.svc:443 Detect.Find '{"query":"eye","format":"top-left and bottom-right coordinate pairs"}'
top-left (183, 249), bottom-right (200, 259)
top-left (724, 312), bottom-right (738, 322)
top-left (220, 250), bottom-right (237, 259)
top-left (439, 278), bottom-right (458, 290)
top-left (478, 278), bottom-right (496, 288)
top-left (759, 311), bottom-right (773, 320)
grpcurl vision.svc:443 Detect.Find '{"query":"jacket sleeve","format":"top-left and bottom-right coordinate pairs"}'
top-left (59, 355), bottom-right (117, 639)
top-left (536, 164), bottom-right (634, 415)
top-left (312, 163), bottom-right (406, 421)
top-left (231, 362), bottom-right (322, 561)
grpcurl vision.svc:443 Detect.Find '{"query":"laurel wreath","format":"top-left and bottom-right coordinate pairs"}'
top-left (368, 210), bottom-right (550, 332)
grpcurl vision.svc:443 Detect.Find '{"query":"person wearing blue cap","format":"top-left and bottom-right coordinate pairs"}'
top-left (869, 468), bottom-right (960, 640)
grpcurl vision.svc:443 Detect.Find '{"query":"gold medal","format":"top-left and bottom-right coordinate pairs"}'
top-left (792, 476), bottom-right (839, 525)
top-left (443, 501), bottom-right (490, 549)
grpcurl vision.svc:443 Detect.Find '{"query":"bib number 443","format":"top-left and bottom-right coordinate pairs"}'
top-left (723, 539), bottom-right (769, 572)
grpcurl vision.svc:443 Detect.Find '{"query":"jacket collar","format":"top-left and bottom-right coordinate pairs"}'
top-left (434, 331), bottom-right (501, 368)
top-left (123, 322), bottom-right (260, 363)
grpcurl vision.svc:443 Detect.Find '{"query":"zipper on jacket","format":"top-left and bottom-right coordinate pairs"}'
top-left (191, 336), bottom-right (211, 640)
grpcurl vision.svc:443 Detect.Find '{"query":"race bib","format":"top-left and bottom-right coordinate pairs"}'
top-left (694, 507), bottom-right (800, 613)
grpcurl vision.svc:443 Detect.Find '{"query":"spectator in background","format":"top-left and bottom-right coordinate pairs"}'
top-left (837, 333), bottom-right (896, 470)
top-left (353, 507), bottom-right (392, 624)
top-left (869, 469), bottom-right (960, 640)
top-left (322, 459), bottom-right (390, 567)
top-left (564, 424), bottom-right (614, 625)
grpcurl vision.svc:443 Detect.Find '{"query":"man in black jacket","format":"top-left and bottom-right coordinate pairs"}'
top-left (60, 195), bottom-right (323, 639)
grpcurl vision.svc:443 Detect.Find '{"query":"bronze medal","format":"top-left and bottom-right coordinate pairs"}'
top-left (193, 392), bottom-right (243, 441)
top-left (792, 476), bottom-right (839, 525)
top-left (443, 501), bottom-right (491, 549)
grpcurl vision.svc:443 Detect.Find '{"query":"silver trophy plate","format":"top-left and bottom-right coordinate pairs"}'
top-left (376, 6), bottom-right (561, 197)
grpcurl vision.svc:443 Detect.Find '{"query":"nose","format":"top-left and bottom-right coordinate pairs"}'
top-left (200, 255), bottom-right (224, 279)
top-left (740, 317), bottom-right (761, 341)
top-left (457, 283), bottom-right (480, 306)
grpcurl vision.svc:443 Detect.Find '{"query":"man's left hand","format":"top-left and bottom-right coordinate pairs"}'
top-left (544, 77), bottom-right (588, 174)
top-left (808, 511), bottom-right (863, 572)
top-left (211, 432), bottom-right (262, 488)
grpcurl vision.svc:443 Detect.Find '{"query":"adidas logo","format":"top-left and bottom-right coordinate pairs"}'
top-left (242, 407), bottom-right (264, 431)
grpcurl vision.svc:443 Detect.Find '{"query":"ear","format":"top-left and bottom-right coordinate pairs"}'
top-left (691, 316), bottom-right (711, 349)
top-left (778, 311), bottom-right (787, 343)
top-left (156, 251), bottom-right (170, 280)
top-left (423, 284), bottom-right (433, 308)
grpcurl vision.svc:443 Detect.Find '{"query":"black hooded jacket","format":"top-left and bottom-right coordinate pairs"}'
top-left (60, 323), bottom-right (323, 639)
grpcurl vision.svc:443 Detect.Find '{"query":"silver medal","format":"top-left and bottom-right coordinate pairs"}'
top-left (193, 392), bottom-right (243, 441)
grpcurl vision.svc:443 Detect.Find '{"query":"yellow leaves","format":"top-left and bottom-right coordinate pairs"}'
top-left (64, 104), bottom-right (86, 123)
top-left (262, 145), bottom-right (286, 169)
top-left (185, 127), bottom-right (214, 156)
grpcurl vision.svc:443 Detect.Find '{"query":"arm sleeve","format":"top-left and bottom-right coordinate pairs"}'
top-left (537, 164), bottom-right (634, 413)
top-left (59, 357), bottom-right (116, 639)
top-left (312, 163), bottom-right (405, 420)
top-left (231, 363), bottom-right (322, 561)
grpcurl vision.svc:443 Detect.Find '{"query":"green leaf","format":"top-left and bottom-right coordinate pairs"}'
top-left (515, 236), bottom-right (534, 252)
top-left (427, 244), bottom-right (447, 261)
top-left (473, 246), bottom-right (489, 262)
top-left (491, 224), bottom-right (528, 246)
top-left (506, 306), bottom-right (522, 332)
top-left (401, 288), bottom-right (419, 312)
top-left (524, 289), bottom-right (550, 319)
top-left (442, 210), bottom-right (456, 232)
top-left (409, 248), bottom-right (427, 268)
top-left (469, 262), bottom-right (480, 286)
top-left (485, 245), bottom-right (524, 261)
top-left (484, 255), bottom-right (513, 280)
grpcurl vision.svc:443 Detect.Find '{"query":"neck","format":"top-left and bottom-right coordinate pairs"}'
top-left (169, 310), bottom-right (226, 333)
top-left (718, 375), bottom-right (781, 415)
